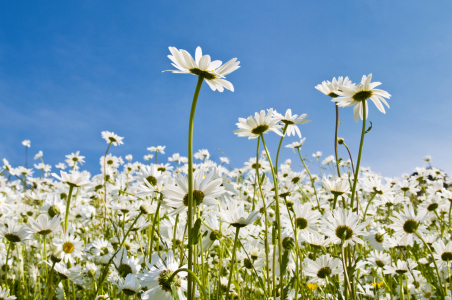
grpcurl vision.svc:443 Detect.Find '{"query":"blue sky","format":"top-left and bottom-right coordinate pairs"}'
top-left (0, 1), bottom-right (451, 177)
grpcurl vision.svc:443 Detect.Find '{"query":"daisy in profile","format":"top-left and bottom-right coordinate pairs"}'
top-left (322, 176), bottom-right (350, 197)
top-left (315, 76), bottom-right (355, 98)
top-left (165, 46), bottom-right (240, 92)
top-left (163, 169), bottom-right (225, 216)
top-left (333, 73), bottom-right (391, 122)
top-left (217, 194), bottom-right (259, 228)
top-left (322, 208), bottom-right (369, 247)
top-left (147, 146), bottom-right (166, 154)
top-left (28, 214), bottom-right (62, 236)
top-left (0, 287), bottom-right (16, 299)
top-left (22, 140), bottom-right (31, 147)
top-left (116, 274), bottom-right (142, 296)
top-left (140, 250), bottom-right (191, 300)
top-left (101, 131), bottom-right (124, 146)
top-left (367, 250), bottom-right (391, 269)
top-left (303, 254), bottom-right (343, 285)
top-left (273, 109), bottom-right (311, 138)
top-left (65, 151), bottom-right (85, 167)
top-left (52, 171), bottom-right (92, 188)
top-left (234, 108), bottom-right (282, 139)
top-left (285, 138), bottom-right (306, 152)
top-left (383, 259), bottom-right (417, 275)
top-left (0, 219), bottom-right (32, 244)
top-left (432, 240), bottom-right (452, 268)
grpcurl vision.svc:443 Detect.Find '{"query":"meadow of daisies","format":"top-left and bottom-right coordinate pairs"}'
top-left (0, 46), bottom-right (450, 300)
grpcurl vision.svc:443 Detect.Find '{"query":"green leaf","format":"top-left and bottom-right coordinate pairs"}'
top-left (190, 218), bottom-right (202, 245)
top-left (365, 121), bottom-right (373, 134)
top-left (171, 284), bottom-right (180, 300)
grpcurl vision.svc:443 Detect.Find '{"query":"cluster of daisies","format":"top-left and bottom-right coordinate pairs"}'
top-left (0, 46), bottom-right (449, 300)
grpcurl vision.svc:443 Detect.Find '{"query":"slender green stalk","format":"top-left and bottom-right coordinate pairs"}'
top-left (149, 201), bottom-right (161, 260)
top-left (187, 75), bottom-right (204, 299)
top-left (260, 133), bottom-right (284, 299)
top-left (168, 268), bottom-right (208, 300)
top-left (350, 101), bottom-right (367, 214)
top-left (64, 185), bottom-right (74, 232)
top-left (95, 212), bottom-right (143, 295)
top-left (334, 104), bottom-right (342, 177)
top-left (252, 136), bottom-right (260, 211)
top-left (414, 230), bottom-right (445, 298)
top-left (297, 148), bottom-right (321, 210)
top-left (103, 141), bottom-right (112, 229)
top-left (225, 227), bottom-right (240, 300)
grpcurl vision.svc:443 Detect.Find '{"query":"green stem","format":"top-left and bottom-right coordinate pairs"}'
top-left (260, 133), bottom-right (284, 299)
top-left (187, 75), bottom-right (204, 299)
top-left (64, 185), bottom-right (74, 232)
top-left (252, 137), bottom-right (260, 211)
top-left (168, 268), bottom-right (208, 300)
top-left (297, 148), bottom-right (321, 210)
top-left (414, 230), bottom-right (445, 298)
top-left (95, 212), bottom-right (143, 295)
top-left (149, 200), bottom-right (161, 260)
top-left (335, 105), bottom-right (341, 177)
top-left (225, 227), bottom-right (240, 300)
top-left (362, 193), bottom-right (376, 222)
top-left (350, 101), bottom-right (367, 214)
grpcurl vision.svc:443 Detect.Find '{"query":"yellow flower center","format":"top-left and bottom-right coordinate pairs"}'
top-left (63, 242), bottom-right (75, 254)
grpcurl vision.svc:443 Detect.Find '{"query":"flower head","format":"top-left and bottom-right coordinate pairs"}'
top-left (333, 74), bottom-right (391, 122)
top-left (165, 46), bottom-right (240, 92)
top-left (234, 108), bottom-right (282, 139)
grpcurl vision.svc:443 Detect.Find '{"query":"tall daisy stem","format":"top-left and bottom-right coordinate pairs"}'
top-left (225, 227), bottom-right (240, 300)
top-left (297, 148), bottom-right (321, 210)
top-left (350, 102), bottom-right (367, 214)
top-left (335, 104), bottom-right (341, 177)
top-left (95, 212), bottom-right (143, 295)
top-left (187, 75), bottom-right (204, 299)
top-left (64, 185), bottom-right (74, 232)
top-left (414, 230), bottom-right (445, 298)
top-left (260, 133), bottom-right (284, 299)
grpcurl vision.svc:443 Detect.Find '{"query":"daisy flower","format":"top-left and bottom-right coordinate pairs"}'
top-left (28, 214), bottom-right (62, 236)
top-left (52, 170), bottom-right (92, 188)
top-left (315, 76), bottom-right (355, 98)
top-left (140, 250), bottom-right (190, 300)
top-left (163, 169), bottom-right (225, 216)
top-left (116, 274), bottom-right (142, 296)
top-left (53, 229), bottom-right (84, 264)
top-left (288, 202), bottom-right (321, 235)
top-left (22, 140), bottom-right (31, 147)
top-left (333, 73), bottom-right (391, 122)
top-left (432, 240), bottom-right (452, 268)
top-left (101, 131), bottom-right (124, 146)
top-left (273, 109), bottom-right (311, 138)
top-left (65, 151), bottom-right (85, 166)
top-left (303, 254), bottom-right (343, 285)
top-left (165, 46), bottom-right (240, 92)
top-left (0, 287), bottom-right (16, 299)
top-left (389, 204), bottom-right (428, 246)
top-left (285, 138), bottom-right (306, 153)
top-left (147, 146), bottom-right (166, 154)
top-left (321, 208), bottom-right (369, 247)
top-left (233, 108), bottom-right (282, 139)
top-left (0, 219), bottom-right (32, 244)
top-left (217, 194), bottom-right (259, 228)
top-left (383, 259), bottom-right (417, 275)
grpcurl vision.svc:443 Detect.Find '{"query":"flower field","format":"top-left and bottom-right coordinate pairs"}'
top-left (0, 46), bottom-right (450, 300)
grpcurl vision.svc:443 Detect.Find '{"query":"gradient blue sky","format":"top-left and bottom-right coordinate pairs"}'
top-left (1, 1), bottom-right (451, 177)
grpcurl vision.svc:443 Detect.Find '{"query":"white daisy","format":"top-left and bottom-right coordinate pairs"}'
top-left (101, 131), bottom-right (124, 146)
top-left (321, 208), bottom-right (369, 247)
top-left (333, 73), bottom-right (391, 122)
top-left (304, 254), bottom-right (343, 285)
top-left (165, 46), bottom-right (240, 92)
top-left (234, 108), bottom-right (282, 139)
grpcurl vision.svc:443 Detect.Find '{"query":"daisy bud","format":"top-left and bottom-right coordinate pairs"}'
top-left (282, 236), bottom-right (295, 251)
top-left (338, 137), bottom-right (345, 144)
top-left (140, 203), bottom-right (153, 215)
top-left (48, 205), bottom-right (61, 218)
top-left (51, 249), bottom-right (63, 263)
top-left (88, 269), bottom-right (96, 278)
top-left (110, 237), bottom-right (119, 247)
